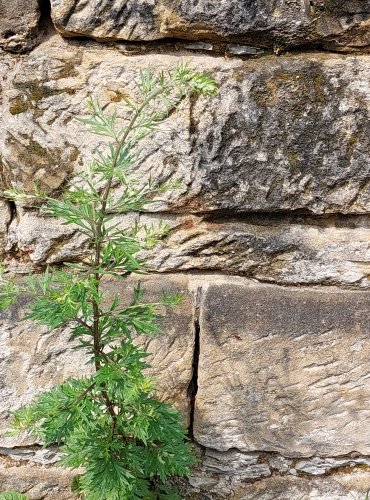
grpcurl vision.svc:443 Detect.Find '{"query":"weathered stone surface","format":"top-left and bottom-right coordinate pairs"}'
top-left (0, 459), bottom-right (75, 499)
top-left (144, 214), bottom-right (370, 288)
top-left (0, 445), bottom-right (61, 465)
top-left (121, 274), bottom-right (195, 422)
top-left (5, 206), bottom-right (87, 268)
top-left (194, 278), bottom-right (370, 456)
top-left (2, 448), bottom-right (370, 499)
top-left (294, 455), bottom-right (370, 475)
top-left (185, 449), bottom-right (370, 498)
top-left (0, 274), bottom-right (194, 445)
top-left (203, 449), bottom-right (270, 479)
top-left (0, 199), bottom-right (11, 257)
top-left (229, 472), bottom-right (370, 500)
top-left (50, 0), bottom-right (370, 52)
top-left (0, 0), bottom-right (40, 53)
top-left (6, 210), bottom-right (370, 288)
top-left (1, 37), bottom-right (370, 214)
top-left (0, 306), bottom-right (89, 447)
top-left (189, 448), bottom-right (370, 494)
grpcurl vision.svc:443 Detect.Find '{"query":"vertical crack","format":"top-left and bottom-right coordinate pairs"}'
top-left (3, 200), bottom-right (17, 256)
top-left (38, 0), bottom-right (54, 36)
top-left (187, 285), bottom-right (201, 440)
top-left (7, 200), bottom-right (17, 229)
top-left (38, 0), bottom-right (51, 20)
top-left (5, 200), bottom-right (18, 237)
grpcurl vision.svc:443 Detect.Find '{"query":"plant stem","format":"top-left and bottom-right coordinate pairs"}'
top-left (90, 87), bottom-right (168, 373)
top-left (89, 90), bottom-right (167, 426)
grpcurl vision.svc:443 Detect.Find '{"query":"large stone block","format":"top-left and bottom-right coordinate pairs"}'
top-left (121, 274), bottom-right (195, 422)
top-left (0, 460), bottom-right (75, 499)
top-left (1, 38), bottom-right (370, 214)
top-left (0, 308), bottom-right (89, 447)
top-left (0, 0), bottom-right (40, 53)
top-left (230, 472), bottom-right (370, 500)
top-left (0, 274), bottom-right (194, 445)
top-left (7, 210), bottom-right (370, 289)
top-left (50, 0), bottom-right (370, 52)
top-left (144, 214), bottom-right (370, 288)
top-left (194, 278), bottom-right (370, 456)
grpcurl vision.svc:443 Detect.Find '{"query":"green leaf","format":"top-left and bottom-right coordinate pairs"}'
top-left (0, 493), bottom-right (28, 500)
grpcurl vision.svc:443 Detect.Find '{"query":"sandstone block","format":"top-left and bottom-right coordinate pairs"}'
top-left (7, 210), bottom-right (370, 289)
top-left (144, 214), bottom-right (370, 288)
top-left (194, 278), bottom-right (370, 456)
top-left (5, 206), bottom-right (87, 268)
top-left (0, 460), bottom-right (75, 499)
top-left (231, 472), bottom-right (370, 500)
top-left (50, 0), bottom-right (370, 52)
top-left (1, 39), bottom-right (370, 214)
top-left (0, 0), bottom-right (40, 53)
top-left (0, 274), bottom-right (194, 445)
top-left (0, 309), bottom-right (89, 447)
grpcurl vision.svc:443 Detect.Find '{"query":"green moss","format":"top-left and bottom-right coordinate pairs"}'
top-left (28, 139), bottom-right (47, 156)
top-left (10, 81), bottom-right (76, 116)
top-left (53, 59), bottom-right (80, 80)
top-left (287, 151), bottom-right (301, 174)
top-left (9, 97), bottom-right (29, 115)
top-left (67, 144), bottom-right (80, 162)
top-left (5, 132), bottom-right (74, 193)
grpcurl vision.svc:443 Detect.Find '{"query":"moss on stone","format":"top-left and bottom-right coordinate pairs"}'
top-left (9, 81), bottom-right (76, 116)
top-left (9, 97), bottom-right (29, 115)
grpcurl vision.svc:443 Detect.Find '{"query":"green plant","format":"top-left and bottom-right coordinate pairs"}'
top-left (0, 65), bottom-right (217, 499)
top-left (0, 494), bottom-right (28, 500)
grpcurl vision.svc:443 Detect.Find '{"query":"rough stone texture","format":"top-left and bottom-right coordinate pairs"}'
top-left (5, 206), bottom-right (88, 267)
top-left (1, 9), bottom-right (370, 498)
top-left (0, 445), bottom-right (61, 465)
top-left (0, 0), bottom-right (40, 53)
top-left (187, 448), bottom-right (370, 496)
top-left (120, 274), bottom-right (195, 423)
top-left (185, 449), bottom-right (370, 498)
top-left (144, 214), bottom-right (370, 288)
top-left (227, 472), bottom-right (370, 500)
top-left (294, 455), bottom-right (370, 475)
top-left (4, 456), bottom-right (370, 500)
top-left (0, 199), bottom-right (11, 257)
top-left (5, 211), bottom-right (370, 288)
top-left (50, 0), bottom-right (370, 52)
top-left (0, 458), bottom-right (75, 499)
top-left (0, 274), bottom-right (194, 446)
top-left (195, 278), bottom-right (370, 456)
top-left (3, 447), bottom-right (370, 499)
top-left (0, 305), bottom-right (89, 447)
top-left (1, 37), bottom-right (370, 214)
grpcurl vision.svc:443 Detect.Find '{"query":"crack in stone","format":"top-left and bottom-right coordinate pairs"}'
top-left (187, 285), bottom-right (202, 441)
top-left (5, 199), bottom-right (17, 235)
top-left (38, 0), bottom-right (52, 25)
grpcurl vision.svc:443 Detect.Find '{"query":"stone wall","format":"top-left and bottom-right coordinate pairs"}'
top-left (1, 1), bottom-right (370, 498)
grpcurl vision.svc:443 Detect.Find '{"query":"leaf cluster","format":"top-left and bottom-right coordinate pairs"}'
top-left (0, 63), bottom-right (217, 499)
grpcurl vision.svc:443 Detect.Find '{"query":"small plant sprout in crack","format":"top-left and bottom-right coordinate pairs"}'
top-left (0, 64), bottom-right (217, 499)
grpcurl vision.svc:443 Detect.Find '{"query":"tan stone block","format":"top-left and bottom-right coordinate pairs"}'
top-left (233, 472), bottom-right (370, 500)
top-left (0, 0), bottom-right (40, 53)
top-left (195, 278), bottom-right (370, 456)
top-left (0, 274), bottom-right (194, 445)
top-left (1, 38), bottom-right (370, 214)
top-left (50, 0), bottom-right (370, 52)
top-left (0, 460), bottom-right (75, 499)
